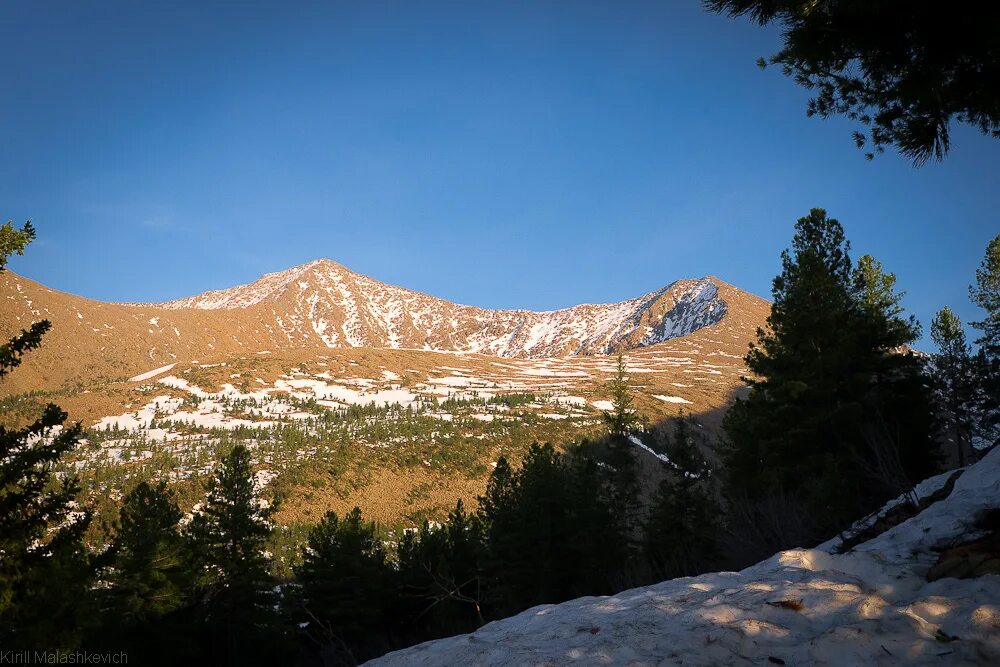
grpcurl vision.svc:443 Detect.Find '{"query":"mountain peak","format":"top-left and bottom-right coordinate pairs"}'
top-left (0, 262), bottom-right (770, 392)
top-left (299, 257), bottom-right (343, 271)
top-left (142, 260), bottom-right (741, 357)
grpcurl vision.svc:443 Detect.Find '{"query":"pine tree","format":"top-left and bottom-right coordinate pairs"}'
top-left (483, 443), bottom-right (570, 611)
top-left (478, 456), bottom-right (515, 528)
top-left (0, 223), bottom-right (53, 386)
top-left (293, 507), bottom-right (393, 662)
top-left (433, 500), bottom-right (486, 627)
top-left (105, 481), bottom-right (188, 621)
top-left (477, 443), bottom-right (624, 616)
top-left (852, 254), bottom-right (921, 346)
top-left (970, 236), bottom-right (1000, 355)
top-left (474, 454), bottom-right (517, 614)
top-left (603, 353), bottom-right (639, 438)
top-left (0, 220), bottom-right (93, 649)
top-left (601, 353), bottom-right (642, 543)
top-left (931, 307), bottom-right (975, 466)
top-left (725, 209), bottom-right (858, 516)
top-left (186, 444), bottom-right (280, 664)
top-left (850, 253), bottom-right (939, 486)
top-left (89, 481), bottom-right (191, 660)
top-left (0, 222), bottom-right (52, 382)
top-left (969, 234), bottom-right (1000, 451)
top-left (397, 500), bottom-right (486, 641)
top-left (724, 209), bottom-right (938, 539)
top-left (562, 453), bottom-right (627, 594)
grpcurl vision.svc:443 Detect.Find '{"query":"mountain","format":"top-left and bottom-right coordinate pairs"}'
top-left (0, 259), bottom-right (769, 391)
top-left (153, 259), bottom-right (731, 356)
top-left (1, 258), bottom-right (770, 528)
top-left (369, 447), bottom-right (1000, 666)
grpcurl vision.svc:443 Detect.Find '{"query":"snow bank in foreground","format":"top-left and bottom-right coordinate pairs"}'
top-left (368, 448), bottom-right (1000, 666)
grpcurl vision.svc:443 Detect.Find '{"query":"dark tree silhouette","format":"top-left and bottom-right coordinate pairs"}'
top-left (104, 481), bottom-right (188, 622)
top-left (705, 1), bottom-right (1000, 164)
top-left (0, 220), bottom-right (94, 649)
top-left (724, 209), bottom-right (938, 539)
top-left (931, 307), bottom-right (975, 466)
top-left (969, 235), bottom-right (1000, 451)
top-left (293, 507), bottom-right (394, 663)
top-left (186, 444), bottom-right (282, 664)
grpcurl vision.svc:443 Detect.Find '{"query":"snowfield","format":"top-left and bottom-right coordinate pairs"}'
top-left (368, 448), bottom-right (1000, 666)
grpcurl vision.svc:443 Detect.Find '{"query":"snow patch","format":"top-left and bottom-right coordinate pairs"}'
top-left (129, 364), bottom-right (176, 382)
top-left (653, 394), bottom-right (693, 405)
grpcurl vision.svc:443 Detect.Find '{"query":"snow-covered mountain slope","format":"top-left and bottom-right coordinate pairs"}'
top-left (0, 259), bottom-right (769, 392)
top-left (152, 259), bottom-right (731, 357)
top-left (368, 449), bottom-right (1000, 666)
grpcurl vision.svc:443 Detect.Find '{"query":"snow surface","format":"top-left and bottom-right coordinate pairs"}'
top-left (654, 394), bottom-right (693, 405)
top-left (128, 363), bottom-right (176, 382)
top-left (94, 362), bottom-right (607, 460)
top-left (628, 434), bottom-right (673, 467)
top-left (368, 448), bottom-right (1000, 666)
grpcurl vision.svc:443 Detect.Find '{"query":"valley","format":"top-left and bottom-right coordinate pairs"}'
top-left (0, 260), bottom-right (768, 532)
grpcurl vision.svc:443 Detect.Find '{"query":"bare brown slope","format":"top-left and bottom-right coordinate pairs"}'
top-left (0, 271), bottom-right (286, 391)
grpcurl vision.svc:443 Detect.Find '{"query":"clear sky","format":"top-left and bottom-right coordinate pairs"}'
top-left (2, 1), bottom-right (997, 347)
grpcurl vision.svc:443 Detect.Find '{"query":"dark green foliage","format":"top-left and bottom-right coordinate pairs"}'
top-left (849, 253), bottom-right (940, 487)
top-left (188, 445), bottom-right (274, 588)
top-left (186, 444), bottom-right (283, 663)
top-left (0, 220), bottom-right (36, 270)
top-left (0, 321), bottom-right (50, 383)
top-left (643, 419), bottom-right (720, 579)
top-left (922, 235), bottom-right (1000, 464)
top-left (724, 209), bottom-right (938, 542)
top-left (0, 222), bottom-right (49, 385)
top-left (0, 411), bottom-right (94, 646)
top-left (105, 481), bottom-right (188, 622)
top-left (0, 222), bottom-right (93, 649)
top-left (970, 347), bottom-right (999, 453)
top-left (601, 353), bottom-right (642, 543)
top-left (705, 1), bottom-right (1000, 163)
top-left (603, 353), bottom-right (640, 438)
top-left (488, 392), bottom-right (538, 407)
top-left (397, 500), bottom-right (486, 640)
top-left (931, 307), bottom-right (976, 466)
top-left (852, 254), bottom-right (921, 345)
top-left (479, 443), bottom-right (626, 616)
top-left (971, 235), bottom-right (1000, 356)
top-left (480, 446), bottom-right (569, 613)
top-left (88, 482), bottom-right (192, 661)
top-left (970, 235), bottom-right (1000, 451)
top-left (0, 221), bottom-right (50, 384)
top-left (293, 507), bottom-right (394, 663)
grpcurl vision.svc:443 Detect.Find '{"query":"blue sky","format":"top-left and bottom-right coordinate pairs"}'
top-left (2, 1), bottom-right (997, 347)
